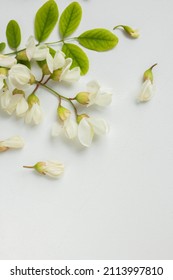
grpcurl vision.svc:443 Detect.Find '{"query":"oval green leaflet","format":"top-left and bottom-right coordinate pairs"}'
top-left (62, 43), bottom-right (89, 75)
top-left (34, 0), bottom-right (59, 43)
top-left (6, 20), bottom-right (21, 49)
top-left (0, 42), bottom-right (6, 52)
top-left (59, 2), bottom-right (82, 38)
top-left (78, 28), bottom-right (119, 51)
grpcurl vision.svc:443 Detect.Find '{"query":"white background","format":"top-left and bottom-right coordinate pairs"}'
top-left (0, 0), bottom-right (173, 259)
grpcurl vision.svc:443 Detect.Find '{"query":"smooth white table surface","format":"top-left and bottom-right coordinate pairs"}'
top-left (0, 0), bottom-right (173, 259)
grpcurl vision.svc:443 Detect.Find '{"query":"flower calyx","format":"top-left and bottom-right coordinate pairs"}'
top-left (75, 92), bottom-right (90, 105)
top-left (143, 63), bottom-right (157, 83)
top-left (57, 105), bottom-right (71, 121)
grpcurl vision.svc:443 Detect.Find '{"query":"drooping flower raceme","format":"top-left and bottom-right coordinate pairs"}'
top-left (75, 80), bottom-right (112, 106)
top-left (8, 64), bottom-right (35, 90)
top-left (78, 116), bottom-right (109, 147)
top-left (23, 160), bottom-right (64, 178)
top-left (0, 135), bottom-right (25, 152)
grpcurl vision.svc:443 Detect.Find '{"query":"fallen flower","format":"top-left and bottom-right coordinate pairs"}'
top-left (77, 115), bottom-right (109, 147)
top-left (138, 63), bottom-right (157, 102)
top-left (23, 160), bottom-right (64, 178)
top-left (0, 136), bottom-right (25, 152)
top-left (75, 80), bottom-right (112, 106)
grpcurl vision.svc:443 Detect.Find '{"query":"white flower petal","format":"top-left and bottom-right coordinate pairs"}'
top-left (51, 122), bottom-right (62, 137)
top-left (78, 118), bottom-right (94, 147)
top-left (0, 90), bottom-right (12, 109)
top-left (44, 160), bottom-right (64, 178)
top-left (33, 45), bottom-right (48, 61)
top-left (46, 51), bottom-right (54, 73)
top-left (89, 117), bottom-right (109, 135)
top-left (61, 67), bottom-right (80, 82)
top-left (87, 80), bottom-right (100, 94)
top-left (6, 94), bottom-right (22, 115)
top-left (25, 103), bottom-right (43, 125)
top-left (0, 54), bottom-right (17, 68)
top-left (26, 36), bottom-right (36, 61)
top-left (32, 103), bottom-right (43, 124)
top-left (138, 79), bottom-right (155, 102)
top-left (53, 51), bottom-right (66, 70)
top-left (0, 135), bottom-right (25, 149)
top-left (94, 92), bottom-right (112, 106)
top-left (63, 118), bottom-right (78, 139)
top-left (16, 97), bottom-right (29, 116)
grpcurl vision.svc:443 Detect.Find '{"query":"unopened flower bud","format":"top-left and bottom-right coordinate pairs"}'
top-left (75, 92), bottom-right (90, 105)
top-left (113, 25), bottom-right (139, 38)
top-left (58, 105), bottom-right (71, 121)
top-left (143, 63), bottom-right (157, 83)
top-left (77, 114), bottom-right (89, 124)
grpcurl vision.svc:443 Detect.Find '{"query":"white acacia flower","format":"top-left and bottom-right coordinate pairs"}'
top-left (6, 94), bottom-right (29, 116)
top-left (76, 80), bottom-right (112, 106)
top-left (47, 50), bottom-right (66, 73)
top-left (138, 79), bottom-right (155, 102)
top-left (8, 64), bottom-right (35, 90)
top-left (25, 103), bottom-right (43, 125)
top-left (0, 89), bottom-right (12, 110)
top-left (26, 36), bottom-right (49, 61)
top-left (52, 118), bottom-right (78, 140)
top-left (24, 160), bottom-right (64, 178)
top-left (78, 116), bottom-right (109, 147)
top-left (0, 54), bottom-right (17, 68)
top-left (60, 58), bottom-right (80, 82)
top-left (0, 135), bottom-right (25, 152)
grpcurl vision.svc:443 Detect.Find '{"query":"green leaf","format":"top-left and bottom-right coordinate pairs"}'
top-left (78, 28), bottom-right (118, 51)
top-left (35, 0), bottom-right (59, 43)
top-left (0, 42), bottom-right (6, 52)
top-left (6, 20), bottom-right (21, 49)
top-left (62, 43), bottom-right (89, 75)
top-left (59, 2), bottom-right (82, 38)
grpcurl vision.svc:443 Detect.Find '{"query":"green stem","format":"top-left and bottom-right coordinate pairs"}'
top-left (150, 63), bottom-right (158, 70)
top-left (39, 83), bottom-right (78, 118)
top-left (45, 37), bottom-right (77, 46)
top-left (33, 75), bottom-right (45, 94)
top-left (113, 25), bottom-right (124, 30)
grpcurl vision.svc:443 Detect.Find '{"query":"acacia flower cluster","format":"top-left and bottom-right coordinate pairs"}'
top-left (0, 0), bottom-right (157, 179)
